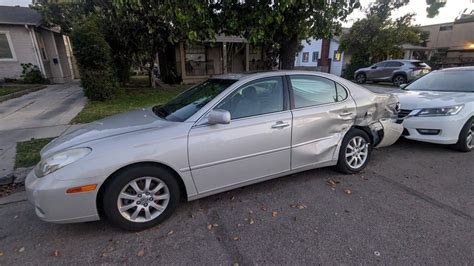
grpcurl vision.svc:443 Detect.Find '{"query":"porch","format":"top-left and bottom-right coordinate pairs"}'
top-left (176, 35), bottom-right (269, 84)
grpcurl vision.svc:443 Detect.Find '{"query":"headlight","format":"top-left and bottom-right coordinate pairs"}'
top-left (35, 148), bottom-right (91, 177)
top-left (415, 105), bottom-right (464, 117)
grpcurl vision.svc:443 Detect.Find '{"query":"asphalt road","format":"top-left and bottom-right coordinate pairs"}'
top-left (0, 138), bottom-right (472, 264)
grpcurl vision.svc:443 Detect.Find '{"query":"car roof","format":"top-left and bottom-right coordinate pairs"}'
top-left (438, 66), bottom-right (474, 72)
top-left (210, 70), bottom-right (337, 81)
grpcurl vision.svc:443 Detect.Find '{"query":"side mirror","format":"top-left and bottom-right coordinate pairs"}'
top-left (399, 84), bottom-right (408, 90)
top-left (371, 66), bottom-right (377, 69)
top-left (208, 109), bottom-right (231, 125)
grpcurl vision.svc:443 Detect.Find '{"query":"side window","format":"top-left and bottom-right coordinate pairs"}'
top-left (336, 83), bottom-right (348, 102)
top-left (290, 75), bottom-right (339, 108)
top-left (385, 61), bottom-right (403, 67)
top-left (216, 77), bottom-right (284, 120)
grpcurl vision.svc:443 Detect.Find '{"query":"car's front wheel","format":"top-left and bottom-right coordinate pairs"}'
top-left (337, 129), bottom-right (372, 174)
top-left (454, 117), bottom-right (474, 152)
top-left (355, 73), bottom-right (367, 84)
top-left (102, 165), bottom-right (180, 231)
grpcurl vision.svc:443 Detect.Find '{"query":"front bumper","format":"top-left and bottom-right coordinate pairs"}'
top-left (402, 115), bottom-right (465, 145)
top-left (25, 170), bottom-right (101, 223)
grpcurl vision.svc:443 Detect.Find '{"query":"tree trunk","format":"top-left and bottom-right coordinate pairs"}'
top-left (278, 35), bottom-right (298, 70)
top-left (158, 43), bottom-right (181, 84)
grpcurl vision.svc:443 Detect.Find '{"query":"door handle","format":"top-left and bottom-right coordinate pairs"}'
top-left (339, 112), bottom-right (354, 117)
top-left (271, 121), bottom-right (290, 129)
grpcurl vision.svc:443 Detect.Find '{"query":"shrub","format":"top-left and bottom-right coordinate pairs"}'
top-left (70, 17), bottom-right (118, 101)
top-left (21, 63), bottom-right (48, 84)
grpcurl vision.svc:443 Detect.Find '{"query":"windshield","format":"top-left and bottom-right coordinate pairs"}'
top-left (153, 79), bottom-right (237, 122)
top-left (405, 70), bottom-right (474, 92)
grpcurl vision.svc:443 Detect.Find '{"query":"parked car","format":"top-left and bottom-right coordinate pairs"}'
top-left (354, 60), bottom-right (431, 86)
top-left (26, 71), bottom-right (402, 231)
top-left (396, 67), bottom-right (474, 152)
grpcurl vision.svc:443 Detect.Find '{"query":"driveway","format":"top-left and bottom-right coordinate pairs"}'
top-left (0, 82), bottom-right (86, 177)
top-left (0, 138), bottom-right (472, 264)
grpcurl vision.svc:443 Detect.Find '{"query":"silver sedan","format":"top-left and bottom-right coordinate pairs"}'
top-left (26, 71), bottom-right (402, 230)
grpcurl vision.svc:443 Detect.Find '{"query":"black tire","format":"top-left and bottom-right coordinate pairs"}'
top-left (336, 128), bottom-right (372, 174)
top-left (392, 74), bottom-right (407, 87)
top-left (355, 73), bottom-right (367, 84)
top-left (102, 165), bottom-right (180, 231)
top-left (454, 117), bottom-right (474, 152)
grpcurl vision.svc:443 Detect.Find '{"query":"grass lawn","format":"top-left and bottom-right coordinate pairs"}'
top-left (0, 85), bottom-right (41, 97)
top-left (15, 138), bottom-right (54, 169)
top-left (72, 83), bottom-right (190, 124)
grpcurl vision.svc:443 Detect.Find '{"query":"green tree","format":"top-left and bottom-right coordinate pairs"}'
top-left (70, 17), bottom-right (119, 101)
top-left (339, 0), bottom-right (435, 78)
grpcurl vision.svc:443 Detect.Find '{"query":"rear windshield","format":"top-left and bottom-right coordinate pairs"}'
top-left (405, 70), bottom-right (474, 92)
top-left (411, 61), bottom-right (428, 68)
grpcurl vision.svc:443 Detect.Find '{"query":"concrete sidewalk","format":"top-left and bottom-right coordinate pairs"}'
top-left (0, 81), bottom-right (86, 179)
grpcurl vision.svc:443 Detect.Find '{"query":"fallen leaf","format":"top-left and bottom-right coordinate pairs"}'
top-left (137, 250), bottom-right (145, 257)
top-left (261, 206), bottom-right (267, 211)
top-left (232, 236), bottom-right (240, 241)
top-left (0, 251), bottom-right (3, 256)
top-left (213, 223), bottom-right (219, 227)
top-left (272, 211), bottom-right (278, 217)
top-left (18, 247), bottom-right (25, 253)
top-left (290, 203), bottom-right (306, 209)
top-left (344, 188), bottom-right (352, 195)
top-left (207, 224), bottom-right (213, 230)
top-left (167, 230), bottom-right (174, 236)
top-left (52, 250), bottom-right (60, 257)
top-left (248, 209), bottom-right (254, 214)
top-left (249, 218), bottom-right (255, 225)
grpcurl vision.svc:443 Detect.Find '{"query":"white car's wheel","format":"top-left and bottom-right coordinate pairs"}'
top-left (455, 118), bottom-right (474, 152)
top-left (102, 165), bottom-right (180, 231)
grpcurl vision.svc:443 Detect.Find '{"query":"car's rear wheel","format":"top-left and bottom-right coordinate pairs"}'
top-left (454, 117), bottom-right (474, 152)
top-left (392, 74), bottom-right (407, 87)
top-left (102, 165), bottom-right (180, 231)
top-left (356, 73), bottom-right (367, 84)
top-left (336, 129), bottom-right (372, 174)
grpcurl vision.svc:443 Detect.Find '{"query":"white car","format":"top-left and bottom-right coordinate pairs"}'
top-left (397, 67), bottom-right (474, 152)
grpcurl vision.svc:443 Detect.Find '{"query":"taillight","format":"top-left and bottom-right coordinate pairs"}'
top-left (411, 67), bottom-right (423, 71)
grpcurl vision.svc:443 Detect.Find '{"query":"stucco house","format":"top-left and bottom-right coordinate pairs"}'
top-left (294, 38), bottom-right (344, 76)
top-left (0, 6), bottom-right (78, 83)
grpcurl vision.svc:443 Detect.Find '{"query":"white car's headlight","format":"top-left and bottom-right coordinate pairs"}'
top-left (415, 105), bottom-right (464, 117)
top-left (35, 148), bottom-right (91, 177)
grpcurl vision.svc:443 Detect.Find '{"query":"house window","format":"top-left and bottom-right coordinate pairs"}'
top-left (312, 51), bottom-right (319, 62)
top-left (0, 32), bottom-right (15, 60)
top-left (333, 51), bottom-right (342, 62)
top-left (302, 52), bottom-right (309, 62)
top-left (35, 32), bottom-right (48, 61)
top-left (439, 25), bottom-right (453, 31)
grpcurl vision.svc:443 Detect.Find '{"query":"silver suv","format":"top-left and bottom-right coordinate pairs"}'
top-left (354, 60), bottom-right (431, 86)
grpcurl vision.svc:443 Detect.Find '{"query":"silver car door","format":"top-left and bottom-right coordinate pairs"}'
top-left (188, 76), bottom-right (292, 194)
top-left (288, 75), bottom-right (356, 170)
top-left (367, 62), bottom-right (387, 80)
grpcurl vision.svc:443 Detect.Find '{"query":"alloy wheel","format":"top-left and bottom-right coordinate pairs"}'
top-left (393, 76), bottom-right (406, 86)
top-left (467, 122), bottom-right (474, 149)
top-left (345, 136), bottom-right (369, 169)
top-left (117, 176), bottom-right (170, 223)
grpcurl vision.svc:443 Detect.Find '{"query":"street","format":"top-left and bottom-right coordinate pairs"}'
top-left (0, 137), bottom-right (472, 264)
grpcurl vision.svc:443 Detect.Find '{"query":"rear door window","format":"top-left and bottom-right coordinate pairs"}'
top-left (289, 75), bottom-right (342, 108)
top-left (385, 61), bottom-right (403, 67)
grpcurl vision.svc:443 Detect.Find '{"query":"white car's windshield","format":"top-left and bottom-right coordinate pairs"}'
top-left (405, 70), bottom-right (474, 93)
top-left (153, 79), bottom-right (237, 122)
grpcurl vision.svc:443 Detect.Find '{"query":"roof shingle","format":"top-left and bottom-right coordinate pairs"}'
top-left (0, 6), bottom-right (42, 26)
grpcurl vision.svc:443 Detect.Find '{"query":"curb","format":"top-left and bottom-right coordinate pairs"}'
top-left (0, 191), bottom-right (27, 205)
top-left (0, 85), bottom-right (48, 103)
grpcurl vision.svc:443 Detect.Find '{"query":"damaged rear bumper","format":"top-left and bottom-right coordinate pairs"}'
top-left (369, 119), bottom-right (403, 148)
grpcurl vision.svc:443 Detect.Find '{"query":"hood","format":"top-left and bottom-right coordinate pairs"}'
top-left (42, 108), bottom-right (169, 157)
top-left (395, 90), bottom-right (474, 110)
